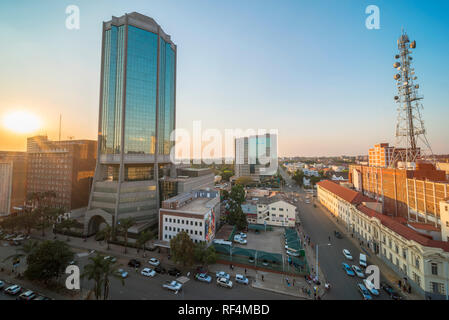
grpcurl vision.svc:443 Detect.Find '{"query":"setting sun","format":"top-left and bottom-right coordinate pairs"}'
top-left (2, 110), bottom-right (42, 134)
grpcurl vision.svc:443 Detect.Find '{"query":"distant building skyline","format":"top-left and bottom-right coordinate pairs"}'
top-left (0, 1), bottom-right (448, 157)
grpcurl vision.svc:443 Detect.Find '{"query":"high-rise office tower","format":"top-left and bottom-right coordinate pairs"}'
top-left (234, 133), bottom-right (277, 181)
top-left (85, 13), bottom-right (176, 235)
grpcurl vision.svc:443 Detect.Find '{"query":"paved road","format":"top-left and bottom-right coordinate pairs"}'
top-left (278, 166), bottom-right (393, 300)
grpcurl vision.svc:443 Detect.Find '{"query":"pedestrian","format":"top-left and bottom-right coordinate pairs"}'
top-left (293, 279), bottom-right (295, 286)
top-left (244, 268), bottom-right (247, 275)
top-left (262, 274), bottom-right (264, 281)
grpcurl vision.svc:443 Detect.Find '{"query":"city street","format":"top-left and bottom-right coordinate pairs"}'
top-left (279, 166), bottom-right (392, 300)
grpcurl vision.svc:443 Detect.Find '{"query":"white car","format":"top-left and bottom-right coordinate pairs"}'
top-left (238, 233), bottom-right (247, 239)
top-left (234, 236), bottom-right (247, 245)
top-left (104, 256), bottom-right (117, 263)
top-left (363, 279), bottom-right (380, 296)
top-left (148, 258), bottom-right (160, 266)
top-left (163, 280), bottom-right (182, 292)
top-left (217, 277), bottom-right (233, 288)
top-left (141, 267), bottom-right (156, 277)
top-left (235, 274), bottom-right (249, 285)
top-left (4, 284), bottom-right (22, 295)
top-left (343, 249), bottom-right (353, 260)
top-left (215, 271), bottom-right (230, 280)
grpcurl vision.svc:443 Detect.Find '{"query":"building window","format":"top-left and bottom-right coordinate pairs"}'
top-left (415, 258), bottom-right (420, 270)
top-left (431, 263), bottom-right (438, 276)
top-left (430, 282), bottom-right (444, 294)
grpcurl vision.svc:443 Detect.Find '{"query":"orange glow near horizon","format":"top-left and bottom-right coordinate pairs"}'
top-left (2, 110), bottom-right (42, 134)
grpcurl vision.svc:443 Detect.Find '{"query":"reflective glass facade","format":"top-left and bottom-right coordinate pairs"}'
top-left (100, 24), bottom-right (175, 156)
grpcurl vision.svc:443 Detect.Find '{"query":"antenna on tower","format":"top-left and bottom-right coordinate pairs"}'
top-left (391, 30), bottom-right (434, 168)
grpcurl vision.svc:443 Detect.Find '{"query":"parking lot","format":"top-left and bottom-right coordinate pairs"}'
top-left (234, 227), bottom-right (285, 254)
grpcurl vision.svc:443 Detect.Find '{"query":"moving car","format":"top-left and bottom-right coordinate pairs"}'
top-left (17, 290), bottom-right (36, 301)
top-left (141, 268), bottom-right (156, 277)
top-left (163, 280), bottom-right (182, 292)
top-left (168, 268), bottom-right (181, 277)
top-left (381, 282), bottom-right (402, 300)
top-left (194, 273), bottom-right (212, 283)
top-left (117, 269), bottom-right (129, 278)
top-left (342, 263), bottom-right (355, 276)
top-left (357, 283), bottom-right (373, 300)
top-left (335, 231), bottom-right (343, 239)
top-left (4, 285), bottom-right (22, 295)
top-left (217, 277), bottom-right (233, 288)
top-left (128, 259), bottom-right (141, 268)
top-left (148, 258), bottom-right (160, 266)
top-left (352, 265), bottom-right (365, 278)
top-left (342, 249), bottom-right (353, 260)
top-left (235, 274), bottom-right (249, 285)
top-left (215, 271), bottom-right (230, 280)
top-left (363, 279), bottom-right (380, 296)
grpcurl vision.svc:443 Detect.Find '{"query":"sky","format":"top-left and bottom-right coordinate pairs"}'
top-left (0, 0), bottom-right (448, 157)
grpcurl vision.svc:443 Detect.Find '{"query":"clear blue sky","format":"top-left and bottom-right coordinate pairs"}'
top-left (0, 0), bottom-right (448, 156)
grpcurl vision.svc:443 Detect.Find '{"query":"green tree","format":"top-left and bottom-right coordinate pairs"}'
top-left (292, 169), bottom-right (304, 187)
top-left (118, 217), bottom-right (135, 254)
top-left (136, 230), bottom-right (153, 257)
top-left (82, 254), bottom-right (105, 300)
top-left (230, 184), bottom-right (245, 205)
top-left (227, 202), bottom-right (248, 230)
top-left (24, 240), bottom-right (74, 284)
top-left (102, 257), bottom-right (125, 300)
top-left (194, 242), bottom-right (217, 267)
top-left (170, 231), bottom-right (195, 267)
top-left (3, 240), bottom-right (39, 266)
top-left (58, 218), bottom-right (77, 241)
top-left (97, 225), bottom-right (114, 250)
top-left (235, 176), bottom-right (254, 187)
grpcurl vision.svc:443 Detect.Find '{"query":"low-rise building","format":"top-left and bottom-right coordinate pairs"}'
top-left (0, 151), bottom-right (27, 216)
top-left (317, 180), bottom-right (449, 299)
top-left (255, 196), bottom-right (296, 227)
top-left (158, 189), bottom-right (220, 245)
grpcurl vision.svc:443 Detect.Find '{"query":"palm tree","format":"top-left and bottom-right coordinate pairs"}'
top-left (118, 218), bottom-right (135, 254)
top-left (58, 219), bottom-right (77, 241)
top-left (136, 231), bottom-right (153, 258)
top-left (102, 259), bottom-right (125, 300)
top-left (3, 240), bottom-right (39, 273)
top-left (97, 225), bottom-right (113, 250)
top-left (82, 254), bottom-right (105, 300)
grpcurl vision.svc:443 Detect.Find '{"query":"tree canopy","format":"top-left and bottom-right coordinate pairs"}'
top-left (170, 231), bottom-right (195, 267)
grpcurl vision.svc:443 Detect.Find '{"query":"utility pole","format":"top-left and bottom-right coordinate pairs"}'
top-left (59, 114), bottom-right (62, 142)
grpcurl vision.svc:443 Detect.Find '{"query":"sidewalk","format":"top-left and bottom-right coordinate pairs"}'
top-left (314, 200), bottom-right (422, 300)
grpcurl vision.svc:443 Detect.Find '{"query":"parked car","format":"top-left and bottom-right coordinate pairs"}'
top-left (4, 285), bottom-right (22, 295)
top-left (117, 269), bottom-right (129, 278)
top-left (233, 236), bottom-right (247, 245)
top-left (163, 280), bottom-right (182, 292)
top-left (342, 263), bottom-right (355, 276)
top-left (104, 256), bottom-right (117, 263)
top-left (217, 277), bottom-right (233, 288)
top-left (342, 249), bottom-right (353, 260)
top-left (0, 280), bottom-right (5, 290)
top-left (33, 295), bottom-right (51, 301)
top-left (381, 282), bottom-right (402, 300)
top-left (352, 265), bottom-right (365, 278)
top-left (238, 232), bottom-right (247, 239)
top-left (148, 258), bottom-right (160, 266)
top-left (363, 279), bottom-right (380, 296)
top-left (215, 271), bottom-right (230, 280)
top-left (141, 268), bottom-right (156, 277)
top-left (248, 257), bottom-right (255, 263)
top-left (194, 273), bottom-right (212, 283)
top-left (127, 259), bottom-right (141, 268)
top-left (168, 268), bottom-right (181, 277)
top-left (357, 283), bottom-right (373, 300)
top-left (155, 266), bottom-right (166, 274)
top-left (17, 290), bottom-right (36, 301)
top-left (235, 274), bottom-right (249, 285)
top-left (359, 253), bottom-right (367, 268)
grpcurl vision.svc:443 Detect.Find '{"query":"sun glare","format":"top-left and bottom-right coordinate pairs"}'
top-left (2, 111), bottom-right (42, 134)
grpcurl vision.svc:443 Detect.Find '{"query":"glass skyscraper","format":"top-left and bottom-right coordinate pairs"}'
top-left (84, 13), bottom-right (176, 235)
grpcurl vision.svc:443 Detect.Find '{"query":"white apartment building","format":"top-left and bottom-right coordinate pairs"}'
top-left (159, 190), bottom-right (220, 244)
top-left (317, 180), bottom-right (449, 300)
top-left (255, 196), bottom-right (296, 227)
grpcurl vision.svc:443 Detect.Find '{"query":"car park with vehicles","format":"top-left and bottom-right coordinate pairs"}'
top-left (163, 280), bottom-right (182, 292)
top-left (17, 290), bottom-right (36, 301)
top-left (363, 279), bottom-right (380, 296)
top-left (235, 274), bottom-right (249, 285)
top-left (215, 271), bottom-right (230, 280)
top-left (352, 265), bottom-right (365, 278)
top-left (141, 268), bottom-right (156, 277)
top-left (357, 283), bottom-right (372, 300)
top-left (148, 258), bottom-right (160, 266)
top-left (195, 273), bottom-right (212, 283)
top-left (4, 285), bottom-right (22, 295)
top-left (217, 277), bottom-right (233, 288)
top-left (342, 263), bottom-right (355, 276)
top-left (233, 235), bottom-right (247, 244)
top-left (168, 268), bottom-right (181, 277)
top-left (127, 259), bottom-right (141, 268)
top-left (342, 249), bottom-right (353, 260)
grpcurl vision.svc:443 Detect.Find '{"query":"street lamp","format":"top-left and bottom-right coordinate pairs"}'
top-left (315, 243), bottom-right (331, 283)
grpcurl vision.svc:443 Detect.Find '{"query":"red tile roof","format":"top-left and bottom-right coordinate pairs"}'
top-left (408, 222), bottom-right (441, 232)
top-left (357, 205), bottom-right (449, 253)
top-left (317, 180), bottom-right (375, 205)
